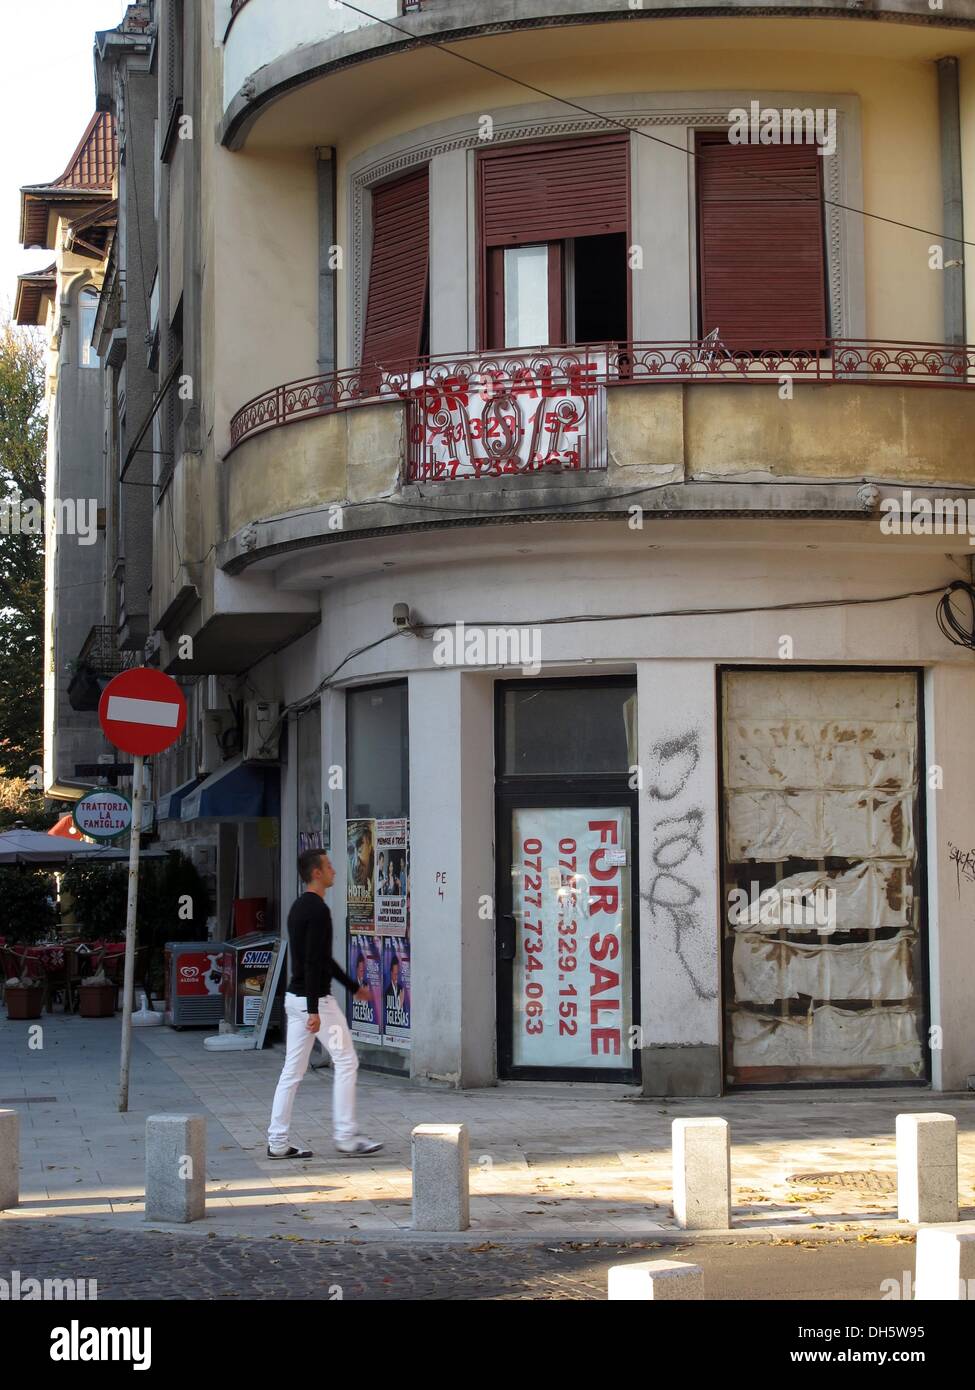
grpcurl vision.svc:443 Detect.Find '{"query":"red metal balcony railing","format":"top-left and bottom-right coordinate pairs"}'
top-left (228, 339), bottom-right (975, 457)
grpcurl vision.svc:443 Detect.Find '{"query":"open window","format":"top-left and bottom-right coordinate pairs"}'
top-left (479, 136), bottom-right (630, 351)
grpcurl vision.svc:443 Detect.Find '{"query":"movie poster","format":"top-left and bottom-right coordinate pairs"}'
top-left (382, 936), bottom-right (411, 1047)
top-left (348, 933), bottom-right (383, 1042)
top-left (346, 818), bottom-right (375, 929)
top-left (375, 818), bottom-right (409, 934)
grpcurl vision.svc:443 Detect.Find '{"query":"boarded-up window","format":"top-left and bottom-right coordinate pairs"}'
top-left (721, 670), bottom-right (924, 1085)
top-left (360, 168), bottom-right (429, 373)
top-left (697, 133), bottom-right (828, 350)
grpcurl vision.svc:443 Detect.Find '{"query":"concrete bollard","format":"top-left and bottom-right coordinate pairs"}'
top-left (672, 1117), bottom-right (731, 1230)
top-left (411, 1123), bottom-right (469, 1231)
top-left (608, 1259), bottom-right (704, 1301)
top-left (914, 1226), bottom-right (975, 1300)
top-left (0, 1109), bottom-right (18, 1211)
top-left (145, 1114), bottom-right (206, 1223)
top-left (896, 1113), bottom-right (958, 1224)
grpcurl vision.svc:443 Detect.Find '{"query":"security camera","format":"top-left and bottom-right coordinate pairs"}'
top-left (392, 603), bottom-right (412, 628)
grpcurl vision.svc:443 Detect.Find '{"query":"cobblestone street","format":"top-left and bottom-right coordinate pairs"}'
top-left (0, 1219), bottom-right (922, 1301)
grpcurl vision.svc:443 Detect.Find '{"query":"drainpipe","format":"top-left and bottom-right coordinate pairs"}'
top-left (937, 57), bottom-right (966, 345)
top-left (317, 147), bottom-right (338, 376)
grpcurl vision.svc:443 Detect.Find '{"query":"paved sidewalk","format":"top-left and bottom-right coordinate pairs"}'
top-left (1, 1013), bottom-right (973, 1241)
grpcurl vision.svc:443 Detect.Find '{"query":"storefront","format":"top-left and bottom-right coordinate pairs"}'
top-left (265, 528), bottom-right (975, 1097)
top-left (344, 682), bottom-right (411, 1064)
top-left (720, 667), bottom-right (926, 1087)
top-left (496, 678), bottom-right (639, 1081)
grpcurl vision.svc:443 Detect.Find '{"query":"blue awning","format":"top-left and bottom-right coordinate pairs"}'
top-left (180, 757), bottom-right (280, 823)
top-left (157, 775), bottom-right (202, 822)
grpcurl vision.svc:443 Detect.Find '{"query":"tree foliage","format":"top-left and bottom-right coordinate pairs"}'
top-left (0, 321), bottom-right (45, 780)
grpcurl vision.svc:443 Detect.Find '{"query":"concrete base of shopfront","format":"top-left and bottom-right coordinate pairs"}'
top-left (3, 1014), bottom-right (975, 1244)
top-left (640, 1046), bottom-right (722, 1098)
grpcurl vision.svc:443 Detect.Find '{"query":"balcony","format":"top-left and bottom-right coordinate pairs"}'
top-left (219, 0), bottom-right (974, 144)
top-left (67, 625), bottom-right (133, 712)
top-left (221, 338), bottom-right (975, 568)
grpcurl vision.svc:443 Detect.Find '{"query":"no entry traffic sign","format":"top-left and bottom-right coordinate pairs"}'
top-left (99, 668), bottom-right (187, 757)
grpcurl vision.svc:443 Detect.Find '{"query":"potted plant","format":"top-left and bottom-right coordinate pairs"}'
top-left (4, 977), bottom-right (44, 1020)
top-left (78, 970), bottom-right (116, 1018)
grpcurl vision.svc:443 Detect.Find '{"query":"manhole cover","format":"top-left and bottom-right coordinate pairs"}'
top-left (524, 1152), bottom-right (624, 1168)
top-left (788, 1170), bottom-right (896, 1194)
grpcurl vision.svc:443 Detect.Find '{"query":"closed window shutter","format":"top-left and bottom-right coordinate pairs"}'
top-left (697, 133), bottom-right (828, 350)
top-left (478, 134), bottom-right (629, 248)
top-left (360, 167), bottom-right (429, 370)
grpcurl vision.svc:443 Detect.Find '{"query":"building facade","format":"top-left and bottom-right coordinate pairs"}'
top-left (37, 0), bottom-right (975, 1093)
top-left (16, 111), bottom-right (118, 800)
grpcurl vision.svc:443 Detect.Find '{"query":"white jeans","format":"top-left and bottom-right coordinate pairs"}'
top-left (268, 993), bottom-right (358, 1148)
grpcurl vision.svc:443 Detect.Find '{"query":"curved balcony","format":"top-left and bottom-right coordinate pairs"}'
top-left (219, 0), bottom-right (975, 145)
top-left (220, 339), bottom-right (975, 569)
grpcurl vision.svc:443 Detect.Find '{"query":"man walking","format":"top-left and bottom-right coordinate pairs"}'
top-left (267, 848), bottom-right (383, 1158)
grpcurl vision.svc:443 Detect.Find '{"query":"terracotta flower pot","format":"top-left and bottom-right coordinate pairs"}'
top-left (79, 982), bottom-right (117, 1018)
top-left (5, 984), bottom-right (44, 1020)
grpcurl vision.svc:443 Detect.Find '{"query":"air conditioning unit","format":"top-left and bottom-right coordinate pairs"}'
top-left (203, 675), bottom-right (230, 714)
top-left (243, 700), bottom-right (280, 761)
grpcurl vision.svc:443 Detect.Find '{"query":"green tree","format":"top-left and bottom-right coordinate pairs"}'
top-left (0, 320), bottom-right (45, 781)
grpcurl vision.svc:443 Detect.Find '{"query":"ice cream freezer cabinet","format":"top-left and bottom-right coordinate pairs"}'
top-left (164, 942), bottom-right (227, 1028)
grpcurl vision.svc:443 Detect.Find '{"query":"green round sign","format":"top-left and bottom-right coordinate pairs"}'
top-left (72, 789), bottom-right (133, 842)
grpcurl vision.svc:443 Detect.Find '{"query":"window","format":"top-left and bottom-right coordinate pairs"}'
top-left (360, 169), bottom-right (429, 374)
top-left (347, 683), bottom-right (409, 819)
top-left (501, 681), bottom-right (637, 777)
top-left (79, 288), bottom-right (100, 369)
top-left (479, 135), bottom-right (630, 350)
top-left (161, 0), bottom-right (185, 163)
top-left (696, 132), bottom-right (828, 351)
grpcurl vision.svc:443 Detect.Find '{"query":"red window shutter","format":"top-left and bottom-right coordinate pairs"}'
top-left (478, 134), bottom-right (629, 248)
top-left (696, 133), bottom-right (827, 350)
top-left (360, 167), bottom-right (429, 370)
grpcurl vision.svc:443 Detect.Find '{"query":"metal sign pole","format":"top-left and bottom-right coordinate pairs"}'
top-left (118, 752), bottom-right (144, 1113)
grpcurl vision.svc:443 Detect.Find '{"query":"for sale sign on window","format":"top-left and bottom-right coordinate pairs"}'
top-left (511, 807), bottom-right (632, 1070)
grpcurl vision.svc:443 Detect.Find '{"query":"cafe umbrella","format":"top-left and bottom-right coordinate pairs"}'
top-left (0, 828), bottom-right (166, 864)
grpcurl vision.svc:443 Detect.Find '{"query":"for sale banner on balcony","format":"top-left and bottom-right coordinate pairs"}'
top-left (511, 806), bottom-right (632, 1071)
top-left (404, 353), bottom-right (607, 481)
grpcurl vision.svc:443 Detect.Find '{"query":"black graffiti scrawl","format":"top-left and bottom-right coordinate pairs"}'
top-left (642, 729), bottom-right (717, 1000)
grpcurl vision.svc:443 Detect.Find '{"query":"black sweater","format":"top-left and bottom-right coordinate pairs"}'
top-left (286, 892), bottom-right (357, 1013)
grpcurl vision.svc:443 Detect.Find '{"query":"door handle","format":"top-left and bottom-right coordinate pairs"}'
top-left (499, 913), bottom-right (516, 962)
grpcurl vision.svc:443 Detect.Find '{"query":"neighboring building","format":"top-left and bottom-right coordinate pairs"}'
top-left (16, 111), bottom-right (117, 800)
top-left (30, 1), bottom-right (975, 1094)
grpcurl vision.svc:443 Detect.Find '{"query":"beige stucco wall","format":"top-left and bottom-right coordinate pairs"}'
top-left (227, 401), bottom-right (403, 534)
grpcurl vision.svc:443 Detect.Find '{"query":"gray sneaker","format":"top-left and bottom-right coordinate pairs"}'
top-left (335, 1136), bottom-right (383, 1156)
